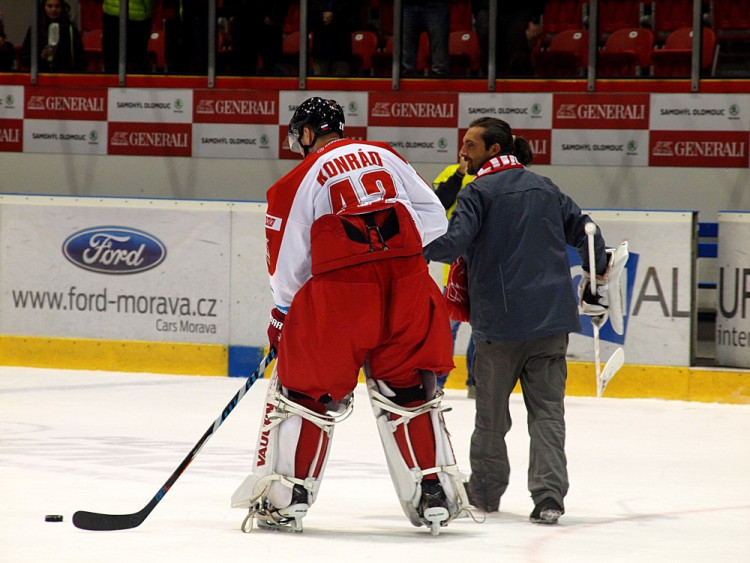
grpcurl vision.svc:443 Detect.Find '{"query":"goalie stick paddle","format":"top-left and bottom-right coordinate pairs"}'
top-left (597, 346), bottom-right (625, 398)
top-left (72, 348), bottom-right (277, 531)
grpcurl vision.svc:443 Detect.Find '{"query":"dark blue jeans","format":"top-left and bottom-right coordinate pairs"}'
top-left (402, 2), bottom-right (450, 75)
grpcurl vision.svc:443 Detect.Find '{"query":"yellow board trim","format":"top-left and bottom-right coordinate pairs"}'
top-left (0, 336), bottom-right (227, 376)
top-left (443, 357), bottom-right (750, 405)
top-left (2, 338), bottom-right (748, 404)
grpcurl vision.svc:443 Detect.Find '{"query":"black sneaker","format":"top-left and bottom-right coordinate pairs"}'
top-left (530, 498), bottom-right (563, 524)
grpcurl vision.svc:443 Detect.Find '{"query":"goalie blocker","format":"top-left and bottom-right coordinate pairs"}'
top-left (232, 368), bottom-right (469, 535)
top-left (578, 241), bottom-right (629, 335)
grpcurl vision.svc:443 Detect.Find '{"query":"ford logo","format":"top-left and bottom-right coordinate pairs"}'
top-left (63, 227), bottom-right (167, 274)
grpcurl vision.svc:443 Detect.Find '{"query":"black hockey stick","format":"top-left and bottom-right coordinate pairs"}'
top-left (72, 348), bottom-right (277, 531)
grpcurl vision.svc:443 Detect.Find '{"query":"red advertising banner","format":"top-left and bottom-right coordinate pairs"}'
top-left (0, 119), bottom-right (23, 152)
top-left (553, 93), bottom-right (650, 130)
top-left (193, 89), bottom-right (279, 124)
top-left (368, 92), bottom-right (459, 128)
top-left (24, 86), bottom-right (108, 121)
top-left (649, 130), bottom-right (750, 168)
top-left (514, 128), bottom-right (552, 165)
top-left (108, 122), bottom-right (192, 157)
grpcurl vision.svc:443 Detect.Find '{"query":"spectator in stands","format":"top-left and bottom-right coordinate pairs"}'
top-left (309, 0), bottom-right (361, 76)
top-left (432, 156), bottom-right (476, 397)
top-left (102, 0), bottom-right (154, 73)
top-left (223, 0), bottom-right (290, 75)
top-left (21, 0), bottom-right (86, 73)
top-left (402, 0), bottom-right (450, 76)
top-left (472, 0), bottom-right (545, 76)
top-left (0, 16), bottom-right (14, 71)
top-left (164, 0), bottom-right (209, 74)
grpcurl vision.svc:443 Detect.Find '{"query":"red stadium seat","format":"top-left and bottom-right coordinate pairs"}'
top-left (147, 30), bottom-right (166, 73)
top-left (534, 29), bottom-right (589, 77)
top-left (449, 30), bottom-right (481, 75)
top-left (351, 30), bottom-right (379, 75)
top-left (417, 31), bottom-right (431, 74)
top-left (598, 0), bottom-right (642, 43)
top-left (542, 0), bottom-right (586, 44)
top-left (283, 0), bottom-right (301, 35)
top-left (598, 27), bottom-right (654, 76)
top-left (651, 0), bottom-right (695, 43)
top-left (450, 0), bottom-right (474, 32)
top-left (712, 0), bottom-right (750, 41)
top-left (651, 26), bottom-right (717, 76)
top-left (82, 28), bottom-right (103, 73)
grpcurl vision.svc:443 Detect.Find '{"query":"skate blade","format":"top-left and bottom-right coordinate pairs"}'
top-left (423, 506), bottom-right (449, 536)
top-left (256, 503), bottom-right (308, 533)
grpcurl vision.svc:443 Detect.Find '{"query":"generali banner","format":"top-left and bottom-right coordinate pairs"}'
top-left (1, 87), bottom-right (749, 167)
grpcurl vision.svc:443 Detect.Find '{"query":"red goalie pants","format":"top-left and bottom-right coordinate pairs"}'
top-left (277, 254), bottom-right (455, 480)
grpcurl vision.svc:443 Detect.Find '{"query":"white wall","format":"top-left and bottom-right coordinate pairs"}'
top-left (1, 152), bottom-right (748, 221)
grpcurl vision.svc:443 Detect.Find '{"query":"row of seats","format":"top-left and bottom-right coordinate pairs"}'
top-left (534, 26), bottom-right (718, 77)
top-left (78, 24), bottom-right (717, 78)
top-left (290, 26), bottom-right (716, 78)
top-left (541, 0), bottom-right (750, 45)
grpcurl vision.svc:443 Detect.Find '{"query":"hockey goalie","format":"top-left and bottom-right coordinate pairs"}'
top-left (231, 97), bottom-right (470, 535)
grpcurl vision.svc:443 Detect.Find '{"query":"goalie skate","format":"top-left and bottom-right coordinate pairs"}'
top-left (233, 368), bottom-right (352, 533)
top-left (366, 373), bottom-right (470, 535)
top-left (246, 484), bottom-right (309, 533)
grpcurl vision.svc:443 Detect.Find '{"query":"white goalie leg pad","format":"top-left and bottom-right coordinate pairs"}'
top-left (605, 241), bottom-right (629, 335)
top-left (231, 367), bottom-right (353, 524)
top-left (366, 372), bottom-right (469, 529)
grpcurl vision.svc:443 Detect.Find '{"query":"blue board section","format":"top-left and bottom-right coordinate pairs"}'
top-left (697, 222), bottom-right (718, 238)
top-left (228, 346), bottom-right (266, 378)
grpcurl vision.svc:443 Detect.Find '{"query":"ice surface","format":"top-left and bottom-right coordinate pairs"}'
top-left (1, 366), bottom-right (749, 562)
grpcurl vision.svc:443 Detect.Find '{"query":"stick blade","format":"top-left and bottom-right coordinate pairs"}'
top-left (72, 509), bottom-right (148, 531)
top-left (597, 347), bottom-right (625, 398)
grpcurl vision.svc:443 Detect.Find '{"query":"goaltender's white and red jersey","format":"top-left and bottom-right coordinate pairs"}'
top-left (265, 138), bottom-right (448, 309)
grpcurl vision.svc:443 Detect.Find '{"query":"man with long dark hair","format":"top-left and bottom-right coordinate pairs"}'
top-left (425, 117), bottom-right (611, 525)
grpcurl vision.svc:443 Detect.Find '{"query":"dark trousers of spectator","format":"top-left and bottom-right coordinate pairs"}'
top-left (102, 13), bottom-right (152, 73)
top-left (165, 17), bottom-right (208, 74)
top-left (230, 15), bottom-right (283, 75)
top-left (402, 1), bottom-right (450, 76)
top-left (474, 8), bottom-right (535, 76)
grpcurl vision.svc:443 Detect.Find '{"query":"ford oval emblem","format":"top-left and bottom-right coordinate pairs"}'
top-left (63, 227), bottom-right (167, 274)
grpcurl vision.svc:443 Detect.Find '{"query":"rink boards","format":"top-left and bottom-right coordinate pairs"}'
top-left (0, 195), bottom-right (747, 403)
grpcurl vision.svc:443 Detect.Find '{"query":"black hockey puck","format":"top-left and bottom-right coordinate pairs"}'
top-left (45, 514), bottom-right (63, 522)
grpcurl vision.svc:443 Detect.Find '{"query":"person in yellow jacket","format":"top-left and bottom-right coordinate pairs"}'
top-left (433, 156), bottom-right (476, 397)
top-left (102, 0), bottom-right (153, 73)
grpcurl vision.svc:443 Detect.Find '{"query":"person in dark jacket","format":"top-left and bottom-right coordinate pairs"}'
top-left (0, 17), bottom-right (14, 71)
top-left (223, 0), bottom-right (291, 75)
top-left (424, 117), bottom-right (610, 525)
top-left (309, 0), bottom-right (361, 76)
top-left (21, 0), bottom-right (86, 72)
top-left (472, 0), bottom-right (546, 75)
